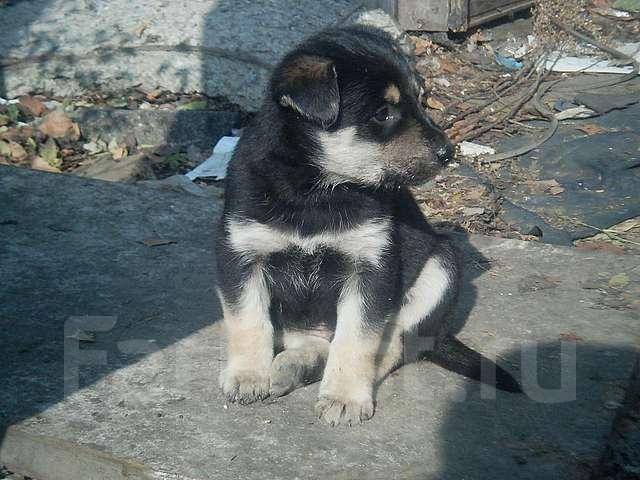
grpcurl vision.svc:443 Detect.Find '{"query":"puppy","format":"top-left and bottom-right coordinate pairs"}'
top-left (216, 25), bottom-right (520, 426)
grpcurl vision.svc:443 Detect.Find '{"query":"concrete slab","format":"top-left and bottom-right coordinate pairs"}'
top-left (1, 165), bottom-right (639, 479)
top-left (0, 0), bottom-right (361, 110)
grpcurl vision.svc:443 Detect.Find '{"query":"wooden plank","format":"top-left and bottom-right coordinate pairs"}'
top-left (468, 0), bottom-right (533, 26)
top-left (448, 0), bottom-right (469, 31)
top-left (469, 0), bottom-right (522, 16)
top-left (397, 0), bottom-right (449, 31)
top-left (363, 0), bottom-right (398, 17)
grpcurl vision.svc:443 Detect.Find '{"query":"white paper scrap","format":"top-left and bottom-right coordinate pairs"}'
top-left (185, 136), bottom-right (239, 180)
top-left (459, 141), bottom-right (496, 157)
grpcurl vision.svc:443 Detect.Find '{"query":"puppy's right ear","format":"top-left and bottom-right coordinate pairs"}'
top-left (273, 55), bottom-right (339, 129)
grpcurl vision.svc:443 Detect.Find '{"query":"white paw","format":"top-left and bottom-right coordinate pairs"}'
top-left (220, 368), bottom-right (270, 405)
top-left (315, 395), bottom-right (374, 426)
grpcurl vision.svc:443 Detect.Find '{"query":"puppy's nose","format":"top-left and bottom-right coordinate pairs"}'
top-left (435, 141), bottom-right (455, 165)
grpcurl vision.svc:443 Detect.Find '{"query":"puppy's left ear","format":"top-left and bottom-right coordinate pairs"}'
top-left (273, 55), bottom-right (339, 129)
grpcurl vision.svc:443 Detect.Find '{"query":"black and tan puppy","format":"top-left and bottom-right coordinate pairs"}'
top-left (216, 25), bottom-right (519, 426)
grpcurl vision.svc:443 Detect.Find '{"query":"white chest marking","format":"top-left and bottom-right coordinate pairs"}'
top-left (317, 127), bottom-right (385, 186)
top-left (227, 216), bottom-right (391, 268)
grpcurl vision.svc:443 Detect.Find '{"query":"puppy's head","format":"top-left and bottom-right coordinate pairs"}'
top-left (271, 25), bottom-right (454, 187)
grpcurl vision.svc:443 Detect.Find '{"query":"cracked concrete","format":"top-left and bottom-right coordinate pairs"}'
top-left (1, 165), bottom-right (639, 479)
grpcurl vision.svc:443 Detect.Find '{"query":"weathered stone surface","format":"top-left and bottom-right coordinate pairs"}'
top-left (71, 108), bottom-right (240, 150)
top-left (0, 0), bottom-right (361, 110)
top-left (73, 152), bottom-right (156, 182)
top-left (1, 165), bottom-right (639, 479)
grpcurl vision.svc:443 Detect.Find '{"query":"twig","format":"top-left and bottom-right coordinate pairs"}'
top-left (478, 90), bottom-right (558, 163)
top-left (457, 61), bottom-right (548, 143)
top-left (551, 20), bottom-right (631, 60)
top-left (445, 62), bottom-right (534, 128)
top-left (574, 220), bottom-right (640, 247)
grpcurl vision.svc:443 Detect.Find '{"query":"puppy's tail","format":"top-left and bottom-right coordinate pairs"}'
top-left (421, 335), bottom-right (522, 393)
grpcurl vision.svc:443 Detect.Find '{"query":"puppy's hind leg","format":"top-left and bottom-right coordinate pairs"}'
top-left (270, 331), bottom-right (330, 397)
top-left (376, 252), bottom-right (455, 382)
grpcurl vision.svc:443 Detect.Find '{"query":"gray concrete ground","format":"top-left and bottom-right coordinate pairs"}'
top-left (1, 165), bottom-right (639, 479)
top-left (0, 0), bottom-right (362, 110)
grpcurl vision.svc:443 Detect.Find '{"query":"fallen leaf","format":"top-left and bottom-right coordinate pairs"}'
top-left (439, 59), bottom-right (458, 74)
top-left (19, 95), bottom-right (47, 117)
top-left (7, 141), bottom-right (27, 160)
top-left (146, 88), bottom-right (163, 101)
top-left (38, 111), bottom-right (81, 140)
top-left (576, 123), bottom-right (606, 135)
top-left (31, 156), bottom-right (61, 173)
top-left (142, 238), bottom-right (177, 247)
top-left (609, 273), bottom-right (630, 289)
top-left (0, 140), bottom-right (10, 156)
top-left (548, 185), bottom-right (565, 195)
top-left (178, 100), bottom-right (207, 111)
top-left (426, 97), bottom-right (446, 111)
top-left (108, 138), bottom-right (128, 160)
top-left (412, 36), bottom-right (433, 56)
top-left (559, 332), bottom-right (583, 342)
top-left (40, 137), bottom-right (60, 167)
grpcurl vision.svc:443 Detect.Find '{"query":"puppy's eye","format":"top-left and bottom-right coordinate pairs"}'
top-left (373, 106), bottom-right (395, 124)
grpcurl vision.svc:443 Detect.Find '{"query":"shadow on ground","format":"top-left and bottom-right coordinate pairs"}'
top-left (436, 341), bottom-right (637, 479)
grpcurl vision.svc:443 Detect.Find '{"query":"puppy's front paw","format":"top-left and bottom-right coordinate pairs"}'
top-left (315, 395), bottom-right (374, 426)
top-left (220, 368), bottom-right (270, 405)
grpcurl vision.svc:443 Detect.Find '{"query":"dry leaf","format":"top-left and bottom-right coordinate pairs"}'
top-left (142, 238), bottom-right (177, 247)
top-left (38, 111), bottom-right (81, 140)
top-left (426, 97), bottom-right (446, 111)
top-left (31, 156), bottom-right (61, 173)
top-left (108, 138), bottom-right (128, 160)
top-left (39, 137), bottom-right (60, 167)
top-left (576, 123), bottom-right (606, 135)
top-left (146, 88), bottom-right (163, 101)
top-left (548, 185), bottom-right (565, 195)
top-left (439, 60), bottom-right (458, 74)
top-left (412, 36), bottom-right (433, 56)
top-left (19, 95), bottom-right (47, 117)
top-left (7, 141), bottom-right (27, 160)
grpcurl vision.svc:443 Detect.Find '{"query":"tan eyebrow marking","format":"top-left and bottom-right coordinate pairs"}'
top-left (384, 84), bottom-right (401, 104)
